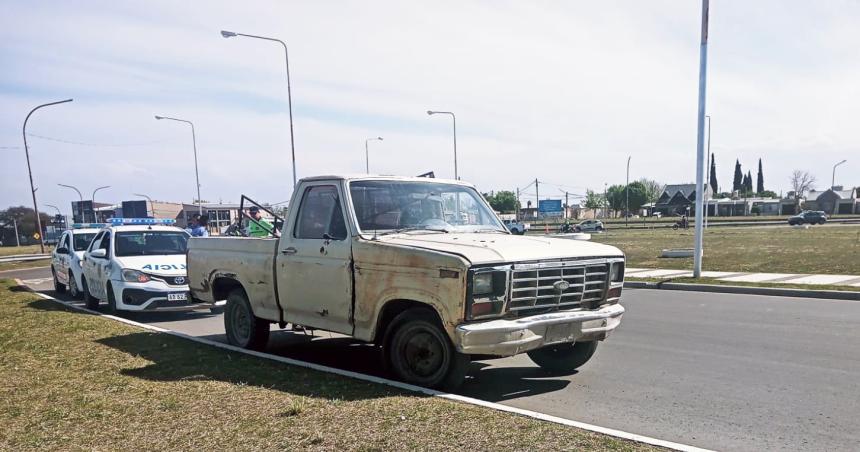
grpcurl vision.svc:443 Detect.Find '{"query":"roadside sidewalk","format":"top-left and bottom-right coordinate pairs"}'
top-left (625, 267), bottom-right (860, 288)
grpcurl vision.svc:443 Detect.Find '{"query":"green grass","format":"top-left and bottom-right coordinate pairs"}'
top-left (627, 276), bottom-right (860, 293)
top-left (0, 279), bottom-right (658, 451)
top-left (591, 226), bottom-right (860, 275)
top-left (0, 259), bottom-right (51, 273)
top-left (0, 245), bottom-right (50, 256)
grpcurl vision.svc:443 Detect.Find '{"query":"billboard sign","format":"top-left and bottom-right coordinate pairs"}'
top-left (538, 199), bottom-right (563, 218)
top-left (71, 200), bottom-right (94, 223)
top-left (122, 200), bottom-right (149, 218)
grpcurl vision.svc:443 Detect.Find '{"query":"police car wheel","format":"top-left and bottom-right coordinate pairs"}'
top-left (52, 267), bottom-right (67, 294)
top-left (68, 271), bottom-right (80, 299)
top-left (82, 278), bottom-right (98, 310)
top-left (106, 283), bottom-right (117, 314)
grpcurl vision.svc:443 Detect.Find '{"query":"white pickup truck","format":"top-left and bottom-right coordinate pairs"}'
top-left (188, 175), bottom-right (626, 389)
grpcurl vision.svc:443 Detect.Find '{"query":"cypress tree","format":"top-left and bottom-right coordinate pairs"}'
top-left (709, 153), bottom-right (718, 194)
top-left (745, 171), bottom-right (754, 193)
top-left (756, 158), bottom-right (764, 194)
top-left (733, 159), bottom-right (743, 192)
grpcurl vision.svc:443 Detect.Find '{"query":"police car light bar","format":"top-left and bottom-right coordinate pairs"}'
top-left (109, 218), bottom-right (177, 226)
top-left (71, 223), bottom-right (107, 229)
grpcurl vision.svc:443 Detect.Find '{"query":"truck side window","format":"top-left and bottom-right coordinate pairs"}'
top-left (99, 233), bottom-right (111, 255)
top-left (88, 232), bottom-right (104, 252)
top-left (295, 185), bottom-right (348, 240)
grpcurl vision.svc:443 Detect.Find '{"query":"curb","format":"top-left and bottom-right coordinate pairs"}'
top-left (12, 278), bottom-right (711, 452)
top-left (624, 280), bottom-right (860, 301)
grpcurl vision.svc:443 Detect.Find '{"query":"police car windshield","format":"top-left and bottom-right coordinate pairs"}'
top-left (114, 231), bottom-right (189, 257)
top-left (73, 233), bottom-right (97, 251)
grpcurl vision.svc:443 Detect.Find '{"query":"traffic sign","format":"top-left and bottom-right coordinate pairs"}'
top-left (538, 199), bottom-right (563, 218)
top-left (33, 232), bottom-right (41, 240)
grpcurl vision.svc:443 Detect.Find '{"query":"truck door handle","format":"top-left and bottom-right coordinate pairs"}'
top-left (281, 247), bottom-right (297, 255)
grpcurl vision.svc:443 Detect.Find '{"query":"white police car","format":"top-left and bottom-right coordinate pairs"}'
top-left (80, 218), bottom-right (211, 313)
top-left (51, 223), bottom-right (103, 299)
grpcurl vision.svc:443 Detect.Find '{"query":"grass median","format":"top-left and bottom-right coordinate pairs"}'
top-left (626, 276), bottom-right (860, 293)
top-left (591, 225), bottom-right (860, 275)
top-left (0, 279), bottom-right (657, 451)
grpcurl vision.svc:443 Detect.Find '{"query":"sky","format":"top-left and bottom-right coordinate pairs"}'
top-left (1, 0), bottom-right (858, 217)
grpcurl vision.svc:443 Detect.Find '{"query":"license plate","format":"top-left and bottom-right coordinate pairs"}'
top-left (545, 323), bottom-right (579, 344)
top-left (167, 292), bottom-right (188, 301)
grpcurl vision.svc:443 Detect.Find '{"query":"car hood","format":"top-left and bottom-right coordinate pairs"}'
top-left (378, 232), bottom-right (624, 265)
top-left (114, 255), bottom-right (187, 275)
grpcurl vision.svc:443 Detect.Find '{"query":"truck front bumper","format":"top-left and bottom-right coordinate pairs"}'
top-left (454, 303), bottom-right (624, 356)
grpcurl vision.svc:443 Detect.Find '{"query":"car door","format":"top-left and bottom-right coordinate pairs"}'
top-left (52, 232), bottom-right (68, 284)
top-left (59, 233), bottom-right (72, 283)
top-left (92, 231), bottom-right (112, 299)
top-left (276, 183), bottom-right (354, 334)
top-left (83, 232), bottom-right (105, 298)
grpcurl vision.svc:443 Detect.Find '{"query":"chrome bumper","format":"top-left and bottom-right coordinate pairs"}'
top-left (454, 304), bottom-right (624, 356)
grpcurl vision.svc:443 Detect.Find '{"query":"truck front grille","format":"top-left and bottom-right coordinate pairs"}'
top-left (509, 261), bottom-right (609, 315)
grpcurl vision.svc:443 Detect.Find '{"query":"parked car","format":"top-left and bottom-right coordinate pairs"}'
top-left (502, 219), bottom-right (530, 235)
top-left (788, 210), bottom-right (827, 225)
top-left (188, 175), bottom-right (626, 390)
top-left (575, 219), bottom-right (605, 232)
top-left (51, 223), bottom-right (103, 299)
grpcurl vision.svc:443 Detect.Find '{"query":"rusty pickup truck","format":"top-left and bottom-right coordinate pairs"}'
top-left (187, 175), bottom-right (626, 389)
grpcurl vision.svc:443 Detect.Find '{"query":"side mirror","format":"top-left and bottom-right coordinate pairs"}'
top-left (56, 247), bottom-right (69, 254)
top-left (90, 249), bottom-right (107, 259)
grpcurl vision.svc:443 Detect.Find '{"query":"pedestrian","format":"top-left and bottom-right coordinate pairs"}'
top-left (247, 206), bottom-right (276, 237)
top-left (187, 213), bottom-right (209, 237)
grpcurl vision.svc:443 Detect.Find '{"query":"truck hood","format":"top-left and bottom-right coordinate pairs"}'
top-left (379, 232), bottom-right (624, 265)
top-left (114, 255), bottom-right (187, 275)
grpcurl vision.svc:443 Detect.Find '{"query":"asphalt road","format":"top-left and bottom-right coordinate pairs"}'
top-left (7, 266), bottom-right (860, 452)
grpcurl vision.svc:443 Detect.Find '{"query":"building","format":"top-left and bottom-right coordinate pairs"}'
top-left (654, 184), bottom-right (713, 216)
top-left (803, 187), bottom-right (859, 214)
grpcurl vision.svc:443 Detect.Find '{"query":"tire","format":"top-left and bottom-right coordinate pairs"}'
top-left (106, 283), bottom-right (117, 314)
top-left (385, 309), bottom-right (470, 390)
top-left (82, 278), bottom-right (99, 310)
top-left (672, 224), bottom-right (679, 230)
top-left (52, 267), bottom-right (67, 294)
top-left (68, 271), bottom-right (81, 299)
top-left (224, 289), bottom-right (270, 350)
top-left (527, 341), bottom-right (598, 375)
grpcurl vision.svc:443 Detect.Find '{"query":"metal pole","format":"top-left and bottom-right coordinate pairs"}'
top-left (134, 193), bottom-right (154, 217)
top-left (626, 156), bottom-right (631, 227)
top-left (58, 183), bottom-right (83, 222)
top-left (832, 159), bottom-right (847, 189)
top-left (516, 188), bottom-right (520, 221)
top-left (221, 31), bottom-right (297, 188)
top-left (155, 116), bottom-right (202, 214)
top-left (705, 116), bottom-right (711, 228)
top-left (426, 111), bottom-right (458, 179)
top-left (692, 0), bottom-right (710, 278)
top-left (535, 179), bottom-right (540, 220)
top-left (13, 218), bottom-right (20, 247)
top-left (365, 140), bottom-right (370, 174)
top-left (23, 98), bottom-right (73, 253)
top-left (92, 186), bottom-right (110, 222)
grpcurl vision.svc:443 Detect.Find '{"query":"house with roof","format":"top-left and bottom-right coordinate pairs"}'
top-left (803, 186), bottom-right (859, 214)
top-left (654, 183), bottom-right (713, 216)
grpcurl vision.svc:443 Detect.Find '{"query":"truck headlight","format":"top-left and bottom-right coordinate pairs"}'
top-left (473, 273), bottom-right (494, 295)
top-left (122, 269), bottom-right (151, 283)
top-left (609, 262), bottom-right (624, 282)
top-left (467, 268), bottom-right (508, 320)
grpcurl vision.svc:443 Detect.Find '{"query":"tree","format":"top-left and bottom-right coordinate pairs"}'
top-left (756, 158), bottom-right (764, 194)
top-left (637, 178), bottom-right (664, 204)
top-left (485, 190), bottom-right (517, 212)
top-left (584, 190), bottom-right (605, 210)
top-left (758, 190), bottom-right (778, 199)
top-left (0, 206), bottom-right (51, 246)
top-left (733, 159), bottom-right (743, 192)
top-left (789, 170), bottom-right (816, 207)
top-left (709, 153), bottom-right (718, 194)
top-left (606, 185), bottom-right (627, 217)
top-left (624, 181), bottom-right (649, 214)
top-left (746, 171), bottom-right (754, 193)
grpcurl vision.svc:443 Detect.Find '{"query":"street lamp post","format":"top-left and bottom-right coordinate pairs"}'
top-left (155, 116), bottom-right (202, 214)
top-left (23, 98), bottom-right (73, 253)
top-left (625, 156), bottom-right (631, 228)
top-left (705, 115), bottom-right (711, 228)
top-left (58, 183), bottom-right (84, 222)
top-left (221, 30), bottom-right (298, 188)
top-left (134, 193), bottom-right (154, 217)
top-left (365, 137), bottom-right (383, 174)
top-left (832, 159), bottom-right (847, 189)
top-left (92, 186), bottom-right (110, 222)
top-left (692, 0), bottom-right (710, 278)
top-left (45, 204), bottom-right (64, 229)
top-left (427, 110), bottom-right (458, 179)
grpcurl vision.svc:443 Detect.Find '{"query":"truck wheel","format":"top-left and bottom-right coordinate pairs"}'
top-left (224, 289), bottom-right (269, 351)
top-left (52, 267), bottom-right (67, 294)
top-left (385, 309), bottom-right (470, 390)
top-left (68, 271), bottom-right (81, 299)
top-left (82, 278), bottom-right (99, 310)
top-left (527, 341), bottom-right (598, 375)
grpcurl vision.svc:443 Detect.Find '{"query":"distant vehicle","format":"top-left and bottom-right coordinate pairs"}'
top-left (575, 220), bottom-right (605, 232)
top-left (51, 223), bottom-right (103, 299)
top-left (502, 219), bottom-right (530, 235)
top-left (788, 210), bottom-right (827, 225)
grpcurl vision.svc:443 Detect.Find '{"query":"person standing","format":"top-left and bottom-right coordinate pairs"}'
top-left (247, 206), bottom-right (275, 237)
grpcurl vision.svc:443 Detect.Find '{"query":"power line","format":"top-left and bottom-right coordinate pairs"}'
top-left (25, 132), bottom-right (173, 148)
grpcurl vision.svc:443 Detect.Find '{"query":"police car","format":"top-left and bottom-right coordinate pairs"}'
top-left (80, 218), bottom-right (211, 312)
top-left (51, 223), bottom-right (103, 299)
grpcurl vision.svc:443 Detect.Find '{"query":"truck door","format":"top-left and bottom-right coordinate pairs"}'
top-left (82, 232), bottom-right (104, 296)
top-left (276, 183), bottom-right (354, 334)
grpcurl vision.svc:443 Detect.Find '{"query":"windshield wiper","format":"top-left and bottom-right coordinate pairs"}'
top-left (378, 226), bottom-right (450, 236)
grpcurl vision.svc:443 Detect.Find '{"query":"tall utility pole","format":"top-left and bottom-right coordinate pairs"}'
top-left (535, 179), bottom-right (540, 220)
top-left (426, 111), bottom-right (458, 179)
top-left (12, 218), bottom-right (21, 247)
top-left (155, 116), bottom-right (202, 214)
top-left (92, 186), bottom-right (110, 222)
top-left (221, 30), bottom-right (298, 188)
top-left (625, 156), bottom-right (631, 228)
top-left (692, 0), bottom-right (710, 278)
top-left (23, 98), bottom-right (73, 253)
top-left (705, 115), bottom-right (711, 228)
top-left (58, 183), bottom-right (84, 222)
top-left (515, 187), bottom-right (520, 221)
top-left (832, 159), bottom-right (847, 189)
top-left (364, 137), bottom-right (383, 174)
top-left (604, 183), bottom-right (608, 218)
top-left (565, 191), bottom-right (569, 220)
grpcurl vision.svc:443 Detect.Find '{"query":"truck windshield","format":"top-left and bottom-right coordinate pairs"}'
top-left (349, 180), bottom-right (506, 234)
top-left (114, 231), bottom-right (189, 257)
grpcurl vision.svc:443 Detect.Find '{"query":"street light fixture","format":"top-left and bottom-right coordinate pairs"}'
top-left (832, 159), bottom-right (847, 189)
top-left (221, 29), bottom-right (297, 188)
top-left (23, 98), bottom-right (73, 252)
top-left (58, 183), bottom-right (85, 222)
top-left (155, 115), bottom-right (203, 214)
top-left (134, 193), bottom-right (154, 217)
top-left (92, 186), bottom-right (110, 222)
top-left (365, 137), bottom-right (383, 174)
top-left (427, 110), bottom-right (458, 180)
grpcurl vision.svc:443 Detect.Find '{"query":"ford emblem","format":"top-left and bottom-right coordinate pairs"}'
top-left (174, 276), bottom-right (186, 285)
top-left (552, 280), bottom-right (570, 292)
